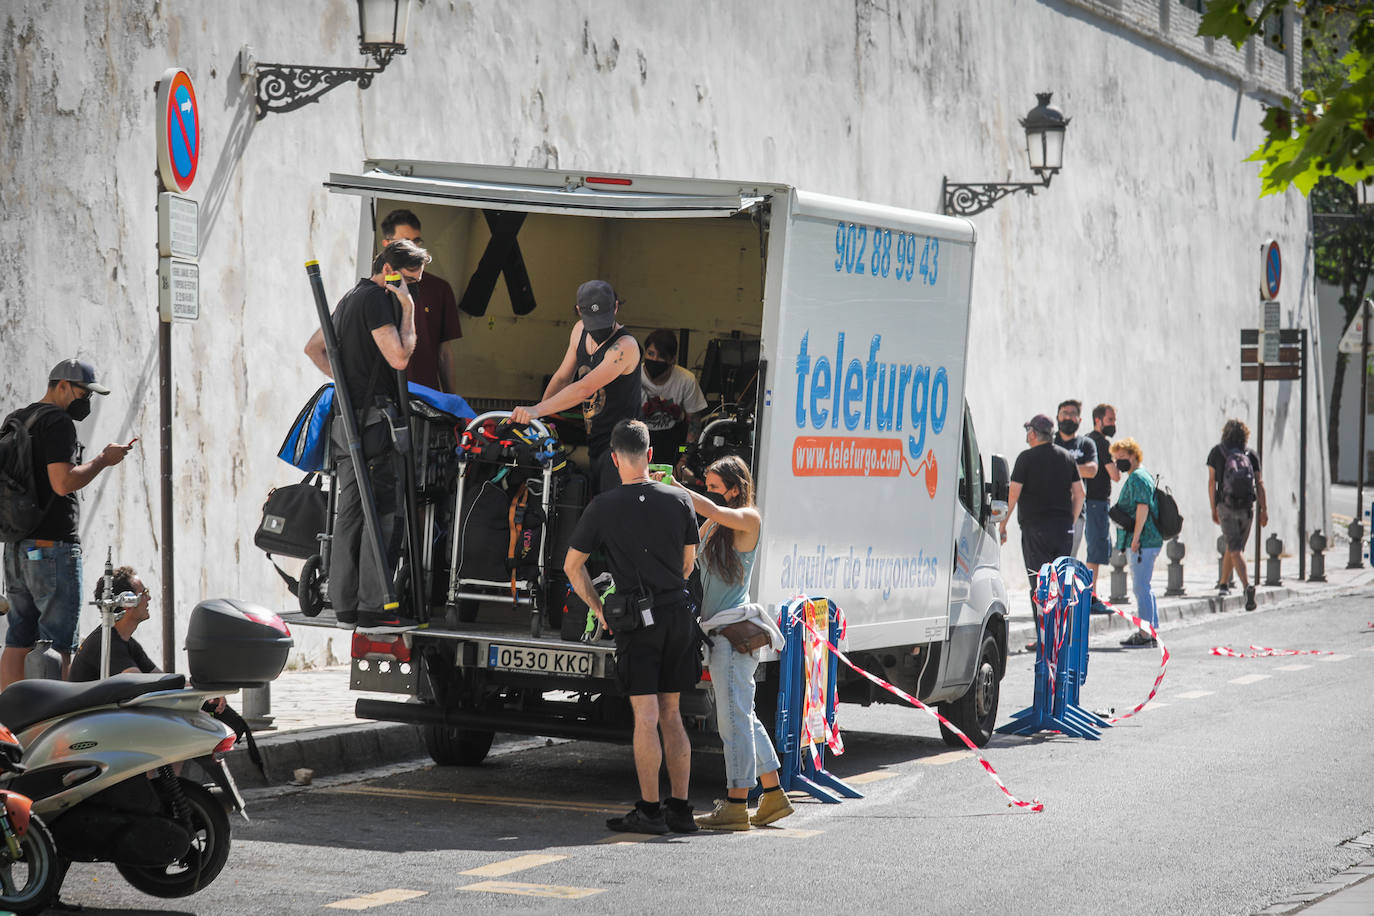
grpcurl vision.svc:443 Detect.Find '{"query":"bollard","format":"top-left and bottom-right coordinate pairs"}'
top-left (1108, 549), bottom-right (1130, 604)
top-left (242, 684), bottom-right (276, 731)
top-left (1216, 535), bottom-right (1233, 590)
top-left (1308, 530), bottom-right (1327, 582)
top-left (1348, 519), bottom-right (1364, 570)
top-left (1265, 533), bottom-right (1283, 586)
top-left (1164, 538), bottom-right (1186, 596)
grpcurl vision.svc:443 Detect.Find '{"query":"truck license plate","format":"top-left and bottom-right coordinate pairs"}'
top-left (487, 643), bottom-right (594, 676)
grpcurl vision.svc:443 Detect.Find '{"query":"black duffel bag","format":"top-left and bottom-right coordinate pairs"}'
top-left (255, 473), bottom-right (327, 560)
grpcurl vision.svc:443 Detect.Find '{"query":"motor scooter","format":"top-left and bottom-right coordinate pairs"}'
top-left (0, 596), bottom-right (292, 900)
top-left (0, 721), bottom-right (61, 915)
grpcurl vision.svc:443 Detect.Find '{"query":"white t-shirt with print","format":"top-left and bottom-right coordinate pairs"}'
top-left (641, 364), bottom-right (707, 431)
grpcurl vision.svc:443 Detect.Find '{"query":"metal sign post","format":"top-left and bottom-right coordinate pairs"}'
top-left (154, 68), bottom-right (201, 671)
top-left (1240, 328), bottom-right (1302, 587)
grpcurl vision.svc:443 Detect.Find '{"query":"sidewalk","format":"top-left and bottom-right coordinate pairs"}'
top-left (226, 553), bottom-right (1374, 788)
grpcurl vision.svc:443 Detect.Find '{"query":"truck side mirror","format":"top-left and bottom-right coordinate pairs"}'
top-left (987, 454), bottom-right (1010, 525)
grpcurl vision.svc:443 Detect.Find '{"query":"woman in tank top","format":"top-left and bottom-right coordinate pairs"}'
top-left (672, 456), bottom-right (793, 830)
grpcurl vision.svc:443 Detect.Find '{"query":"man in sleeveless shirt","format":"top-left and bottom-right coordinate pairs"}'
top-left (512, 280), bottom-right (642, 493)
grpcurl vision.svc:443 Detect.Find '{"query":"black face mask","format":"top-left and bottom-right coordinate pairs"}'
top-left (1115, 458), bottom-right (1132, 473)
top-left (644, 359), bottom-right (670, 380)
top-left (704, 490), bottom-right (729, 507)
top-left (1058, 419), bottom-right (1079, 436)
top-left (67, 396), bottom-right (91, 422)
top-left (1100, 424), bottom-right (1117, 438)
top-left (588, 325), bottom-right (615, 345)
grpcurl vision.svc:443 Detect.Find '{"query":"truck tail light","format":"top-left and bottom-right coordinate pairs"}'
top-left (351, 633), bottom-right (412, 663)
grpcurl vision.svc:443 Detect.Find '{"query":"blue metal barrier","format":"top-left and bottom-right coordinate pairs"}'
top-left (996, 557), bottom-right (1112, 740)
top-left (774, 596), bottom-right (862, 803)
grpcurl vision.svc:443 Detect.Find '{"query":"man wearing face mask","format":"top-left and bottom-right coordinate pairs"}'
top-left (639, 329), bottom-right (707, 479)
top-left (1083, 403), bottom-right (1121, 594)
top-left (1, 359), bottom-right (134, 687)
top-left (1054, 399), bottom-right (1098, 557)
top-left (512, 280), bottom-right (642, 494)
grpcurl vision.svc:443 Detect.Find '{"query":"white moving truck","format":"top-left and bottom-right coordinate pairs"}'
top-left (302, 161), bottom-right (1011, 759)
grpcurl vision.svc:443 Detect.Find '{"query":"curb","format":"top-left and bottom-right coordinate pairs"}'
top-left (225, 721), bottom-right (427, 789)
top-left (1006, 577), bottom-right (1350, 654)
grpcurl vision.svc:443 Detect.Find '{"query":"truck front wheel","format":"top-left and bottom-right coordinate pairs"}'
top-left (937, 634), bottom-right (1001, 748)
top-left (423, 725), bottom-right (496, 766)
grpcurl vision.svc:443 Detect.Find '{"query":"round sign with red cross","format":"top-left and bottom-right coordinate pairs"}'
top-left (156, 68), bottom-right (199, 193)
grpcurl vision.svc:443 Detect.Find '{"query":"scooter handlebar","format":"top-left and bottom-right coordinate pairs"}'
top-left (467, 410), bottom-right (552, 440)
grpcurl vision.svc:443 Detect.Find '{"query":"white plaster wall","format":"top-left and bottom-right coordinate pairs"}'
top-left (1319, 281), bottom-right (1374, 486)
top-left (0, 0), bottom-right (1320, 665)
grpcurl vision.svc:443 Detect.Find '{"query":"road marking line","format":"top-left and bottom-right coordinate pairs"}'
top-left (457, 880), bottom-right (604, 900)
top-left (595, 833), bottom-right (660, 845)
top-left (1229, 674), bottom-right (1270, 685)
top-left (1173, 690), bottom-right (1214, 699)
top-left (1320, 654), bottom-right (1352, 662)
top-left (846, 770), bottom-right (899, 785)
top-left (751, 827), bottom-right (823, 839)
top-left (918, 751), bottom-right (971, 766)
top-left (1362, 646), bottom-right (1374, 653)
top-left (1276, 664), bottom-right (1311, 671)
top-left (460, 854), bottom-right (568, 877)
top-left (327, 785), bottom-right (622, 814)
top-left (325, 889), bottom-right (427, 910)
top-left (1143, 702), bottom-right (1169, 711)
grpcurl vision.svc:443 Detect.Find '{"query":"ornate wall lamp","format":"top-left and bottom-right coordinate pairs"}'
top-left (243, 0), bottom-right (412, 121)
top-left (941, 92), bottom-right (1071, 217)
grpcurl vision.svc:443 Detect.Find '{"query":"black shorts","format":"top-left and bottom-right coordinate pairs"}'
top-left (613, 603), bottom-right (701, 696)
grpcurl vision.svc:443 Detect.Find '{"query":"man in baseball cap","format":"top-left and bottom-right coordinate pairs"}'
top-left (512, 279), bottom-right (642, 493)
top-left (2, 358), bottom-right (134, 687)
top-left (1001, 411), bottom-right (1083, 643)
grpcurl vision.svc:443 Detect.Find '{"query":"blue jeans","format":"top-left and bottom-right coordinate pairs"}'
top-left (2, 540), bottom-right (83, 651)
top-left (1129, 547), bottom-right (1160, 629)
top-left (1083, 499), bottom-right (1111, 565)
top-left (707, 636), bottom-right (780, 789)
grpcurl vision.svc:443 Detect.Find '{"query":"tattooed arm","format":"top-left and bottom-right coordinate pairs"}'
top-left (515, 334), bottom-right (640, 422)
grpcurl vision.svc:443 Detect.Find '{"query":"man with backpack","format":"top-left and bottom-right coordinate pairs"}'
top-left (1, 359), bottom-right (133, 687)
top-left (1206, 419), bottom-right (1267, 611)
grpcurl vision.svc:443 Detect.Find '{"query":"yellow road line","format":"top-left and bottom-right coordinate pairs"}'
top-left (327, 785), bottom-right (623, 814)
top-left (325, 889), bottom-right (427, 910)
top-left (846, 770), bottom-right (898, 785)
top-left (460, 854), bottom-right (568, 878)
top-left (918, 751), bottom-right (971, 766)
top-left (458, 880), bottom-right (604, 899)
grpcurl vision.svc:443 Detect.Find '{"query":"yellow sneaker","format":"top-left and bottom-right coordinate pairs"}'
top-left (750, 790), bottom-right (795, 826)
top-left (695, 799), bottom-right (751, 831)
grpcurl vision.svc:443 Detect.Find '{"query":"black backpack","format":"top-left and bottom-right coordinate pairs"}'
top-left (0, 406), bottom-right (60, 543)
top-left (1152, 475), bottom-right (1184, 540)
top-left (1220, 447), bottom-right (1257, 509)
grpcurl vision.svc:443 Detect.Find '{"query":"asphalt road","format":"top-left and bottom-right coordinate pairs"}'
top-left (50, 585), bottom-right (1374, 915)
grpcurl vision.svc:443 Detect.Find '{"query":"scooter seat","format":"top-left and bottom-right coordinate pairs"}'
top-left (0, 672), bottom-right (187, 734)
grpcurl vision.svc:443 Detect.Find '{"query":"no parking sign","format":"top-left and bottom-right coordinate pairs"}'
top-left (156, 68), bottom-right (199, 193)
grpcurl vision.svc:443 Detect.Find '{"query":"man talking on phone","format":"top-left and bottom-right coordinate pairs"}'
top-left (1, 359), bottom-right (134, 687)
top-left (304, 239), bottom-right (428, 633)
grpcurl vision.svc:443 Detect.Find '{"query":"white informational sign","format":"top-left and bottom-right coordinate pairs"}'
top-left (754, 192), bottom-right (974, 651)
top-left (1262, 300), bottom-right (1281, 363)
top-left (158, 193), bottom-right (199, 259)
top-left (1338, 301), bottom-right (1372, 355)
top-left (158, 258), bottom-right (199, 322)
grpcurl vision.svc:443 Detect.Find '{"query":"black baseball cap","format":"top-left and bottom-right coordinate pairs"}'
top-left (1023, 414), bottom-right (1054, 435)
top-left (49, 358), bottom-right (110, 395)
top-left (575, 280), bottom-right (618, 331)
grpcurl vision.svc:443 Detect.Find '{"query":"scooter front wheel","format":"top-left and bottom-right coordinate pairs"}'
top-left (116, 779), bottom-right (231, 898)
top-left (0, 812), bottom-right (61, 916)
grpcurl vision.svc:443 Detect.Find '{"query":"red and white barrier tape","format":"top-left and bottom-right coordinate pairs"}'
top-left (795, 600), bottom-right (1043, 813)
top-left (1095, 596), bottom-right (1169, 723)
top-left (1210, 645), bottom-right (1334, 658)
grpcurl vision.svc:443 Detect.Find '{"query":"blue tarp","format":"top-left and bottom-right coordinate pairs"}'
top-left (276, 382), bottom-right (476, 472)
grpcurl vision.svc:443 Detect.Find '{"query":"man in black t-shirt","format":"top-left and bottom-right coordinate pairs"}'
top-left (1083, 403), bottom-right (1121, 586)
top-left (2, 359), bottom-right (133, 688)
top-left (1054, 399), bottom-right (1098, 557)
top-left (1001, 414), bottom-right (1084, 624)
top-left (565, 419), bottom-right (700, 836)
top-left (69, 565), bottom-right (158, 681)
top-left (304, 240), bottom-right (428, 632)
top-left (1205, 418), bottom-right (1268, 610)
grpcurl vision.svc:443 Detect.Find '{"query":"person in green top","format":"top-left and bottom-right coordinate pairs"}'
top-left (1110, 438), bottom-right (1162, 648)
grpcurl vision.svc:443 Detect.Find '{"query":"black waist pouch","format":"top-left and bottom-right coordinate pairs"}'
top-left (255, 473), bottom-right (327, 559)
top-left (604, 590), bottom-right (653, 635)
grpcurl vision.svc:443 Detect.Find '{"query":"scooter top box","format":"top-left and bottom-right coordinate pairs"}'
top-left (185, 598), bottom-right (293, 690)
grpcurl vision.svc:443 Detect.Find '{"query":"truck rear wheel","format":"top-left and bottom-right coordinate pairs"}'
top-left (423, 725), bottom-right (495, 766)
top-left (937, 634), bottom-right (1001, 748)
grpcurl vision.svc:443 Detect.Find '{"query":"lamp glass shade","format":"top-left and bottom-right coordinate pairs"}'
top-left (1042, 127), bottom-right (1065, 172)
top-left (359, 0), bottom-right (410, 47)
top-left (1026, 127), bottom-right (1046, 171)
